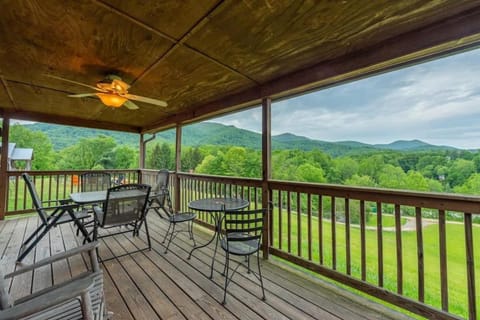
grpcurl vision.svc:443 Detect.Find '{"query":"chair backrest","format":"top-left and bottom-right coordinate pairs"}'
top-left (223, 208), bottom-right (266, 250)
top-left (80, 172), bottom-right (111, 192)
top-left (152, 169), bottom-right (169, 194)
top-left (100, 184), bottom-right (151, 227)
top-left (22, 173), bottom-right (49, 225)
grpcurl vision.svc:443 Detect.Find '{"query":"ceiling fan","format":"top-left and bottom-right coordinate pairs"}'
top-left (46, 74), bottom-right (167, 110)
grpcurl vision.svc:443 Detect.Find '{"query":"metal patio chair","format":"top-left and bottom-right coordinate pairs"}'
top-left (220, 207), bottom-right (267, 304)
top-left (17, 173), bottom-right (90, 263)
top-left (1, 242), bottom-right (105, 320)
top-left (80, 172), bottom-right (112, 192)
top-left (146, 169), bottom-right (196, 254)
top-left (92, 183), bottom-right (151, 260)
top-left (147, 169), bottom-right (170, 219)
top-left (78, 172), bottom-right (112, 236)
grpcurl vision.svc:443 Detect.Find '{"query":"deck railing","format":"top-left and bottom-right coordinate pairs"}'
top-left (5, 170), bottom-right (140, 216)
top-left (3, 170), bottom-right (478, 319)
top-left (175, 173), bottom-right (478, 320)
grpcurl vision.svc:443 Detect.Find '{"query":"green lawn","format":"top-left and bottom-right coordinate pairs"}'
top-left (271, 209), bottom-right (480, 319)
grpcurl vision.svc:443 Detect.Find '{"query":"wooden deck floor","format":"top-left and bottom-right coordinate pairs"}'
top-left (0, 213), bottom-right (414, 320)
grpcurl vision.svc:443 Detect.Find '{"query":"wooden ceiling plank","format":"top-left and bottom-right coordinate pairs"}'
top-left (143, 4), bottom-right (480, 133)
top-left (94, 0), bottom-right (257, 85)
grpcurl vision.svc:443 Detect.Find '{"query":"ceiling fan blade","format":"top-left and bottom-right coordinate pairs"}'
top-left (123, 100), bottom-right (139, 110)
top-left (124, 94), bottom-right (168, 107)
top-left (45, 74), bottom-right (106, 92)
top-left (68, 93), bottom-right (97, 98)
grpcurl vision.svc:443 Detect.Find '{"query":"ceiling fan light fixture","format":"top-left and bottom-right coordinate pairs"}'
top-left (96, 93), bottom-right (127, 107)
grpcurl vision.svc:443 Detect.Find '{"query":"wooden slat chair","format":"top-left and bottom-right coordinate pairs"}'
top-left (17, 173), bottom-right (90, 263)
top-left (92, 183), bottom-right (151, 260)
top-left (1, 242), bottom-right (105, 320)
top-left (220, 207), bottom-right (267, 304)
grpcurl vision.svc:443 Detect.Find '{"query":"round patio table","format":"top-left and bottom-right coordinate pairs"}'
top-left (187, 197), bottom-right (249, 278)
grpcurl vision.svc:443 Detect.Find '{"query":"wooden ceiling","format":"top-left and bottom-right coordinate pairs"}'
top-left (1, 0), bottom-right (480, 133)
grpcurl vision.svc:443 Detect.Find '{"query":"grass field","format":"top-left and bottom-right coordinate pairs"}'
top-left (271, 209), bottom-right (480, 318)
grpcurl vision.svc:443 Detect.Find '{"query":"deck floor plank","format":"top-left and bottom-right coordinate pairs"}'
top-left (147, 219), bottom-right (338, 320)
top-left (0, 215), bottom-right (414, 320)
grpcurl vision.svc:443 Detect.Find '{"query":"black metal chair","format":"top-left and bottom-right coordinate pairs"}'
top-left (158, 188), bottom-right (196, 254)
top-left (220, 207), bottom-right (267, 304)
top-left (17, 173), bottom-right (90, 263)
top-left (146, 169), bottom-right (197, 254)
top-left (92, 183), bottom-right (151, 260)
top-left (78, 172), bottom-right (112, 237)
top-left (147, 169), bottom-right (170, 219)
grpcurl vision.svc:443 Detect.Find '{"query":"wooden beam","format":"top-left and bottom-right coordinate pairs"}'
top-left (0, 116), bottom-right (10, 219)
top-left (139, 134), bottom-right (145, 169)
top-left (174, 124), bottom-right (182, 212)
top-left (1, 109), bottom-right (141, 133)
top-left (261, 97), bottom-right (271, 259)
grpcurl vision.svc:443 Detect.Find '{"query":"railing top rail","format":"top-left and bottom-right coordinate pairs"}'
top-left (176, 172), bottom-right (262, 187)
top-left (269, 179), bottom-right (480, 213)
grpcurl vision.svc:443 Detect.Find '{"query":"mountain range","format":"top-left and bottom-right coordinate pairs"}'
top-left (23, 122), bottom-right (457, 156)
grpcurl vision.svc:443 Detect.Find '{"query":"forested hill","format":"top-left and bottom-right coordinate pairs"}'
top-left (24, 122), bottom-right (457, 156)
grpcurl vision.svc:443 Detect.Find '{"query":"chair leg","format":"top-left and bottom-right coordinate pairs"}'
top-left (164, 223), bottom-right (176, 254)
top-left (210, 233), bottom-right (219, 279)
top-left (17, 224), bottom-right (49, 262)
top-left (257, 251), bottom-right (266, 301)
top-left (222, 252), bottom-right (230, 305)
top-left (144, 218), bottom-right (151, 250)
top-left (189, 220), bottom-right (196, 245)
top-left (162, 221), bottom-right (172, 244)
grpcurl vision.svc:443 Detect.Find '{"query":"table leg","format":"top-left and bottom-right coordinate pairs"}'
top-left (187, 212), bottom-right (221, 266)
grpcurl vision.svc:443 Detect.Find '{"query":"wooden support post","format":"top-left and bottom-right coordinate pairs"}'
top-left (261, 97), bottom-right (271, 259)
top-left (174, 124), bottom-right (182, 212)
top-left (139, 133), bottom-right (145, 169)
top-left (0, 116), bottom-right (10, 220)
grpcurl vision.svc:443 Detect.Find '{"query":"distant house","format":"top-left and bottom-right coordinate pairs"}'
top-left (0, 143), bottom-right (34, 170)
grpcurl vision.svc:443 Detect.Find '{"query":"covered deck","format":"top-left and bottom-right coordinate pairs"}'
top-left (0, 212), bottom-right (410, 320)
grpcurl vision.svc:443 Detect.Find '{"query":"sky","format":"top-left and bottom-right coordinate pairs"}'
top-left (211, 48), bottom-right (480, 149)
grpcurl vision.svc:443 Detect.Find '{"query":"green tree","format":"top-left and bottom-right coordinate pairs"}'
top-left (454, 173), bottom-right (480, 195)
top-left (446, 159), bottom-right (475, 187)
top-left (58, 135), bottom-right (116, 169)
top-left (10, 124), bottom-right (57, 170)
top-left (295, 163), bottom-right (326, 183)
top-left (146, 143), bottom-right (163, 169)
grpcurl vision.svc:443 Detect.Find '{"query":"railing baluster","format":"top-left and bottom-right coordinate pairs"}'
top-left (360, 200), bottom-right (366, 281)
top-left (278, 190), bottom-right (282, 250)
top-left (395, 204), bottom-right (403, 295)
top-left (331, 196), bottom-right (336, 270)
top-left (438, 209), bottom-right (448, 312)
top-left (464, 212), bottom-right (477, 320)
top-left (297, 192), bottom-right (302, 257)
top-left (416, 207), bottom-right (424, 302)
top-left (287, 191), bottom-right (291, 254)
top-left (377, 202), bottom-right (383, 287)
top-left (318, 195), bottom-right (323, 265)
top-left (307, 193), bottom-right (312, 261)
top-left (345, 198), bottom-right (351, 275)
